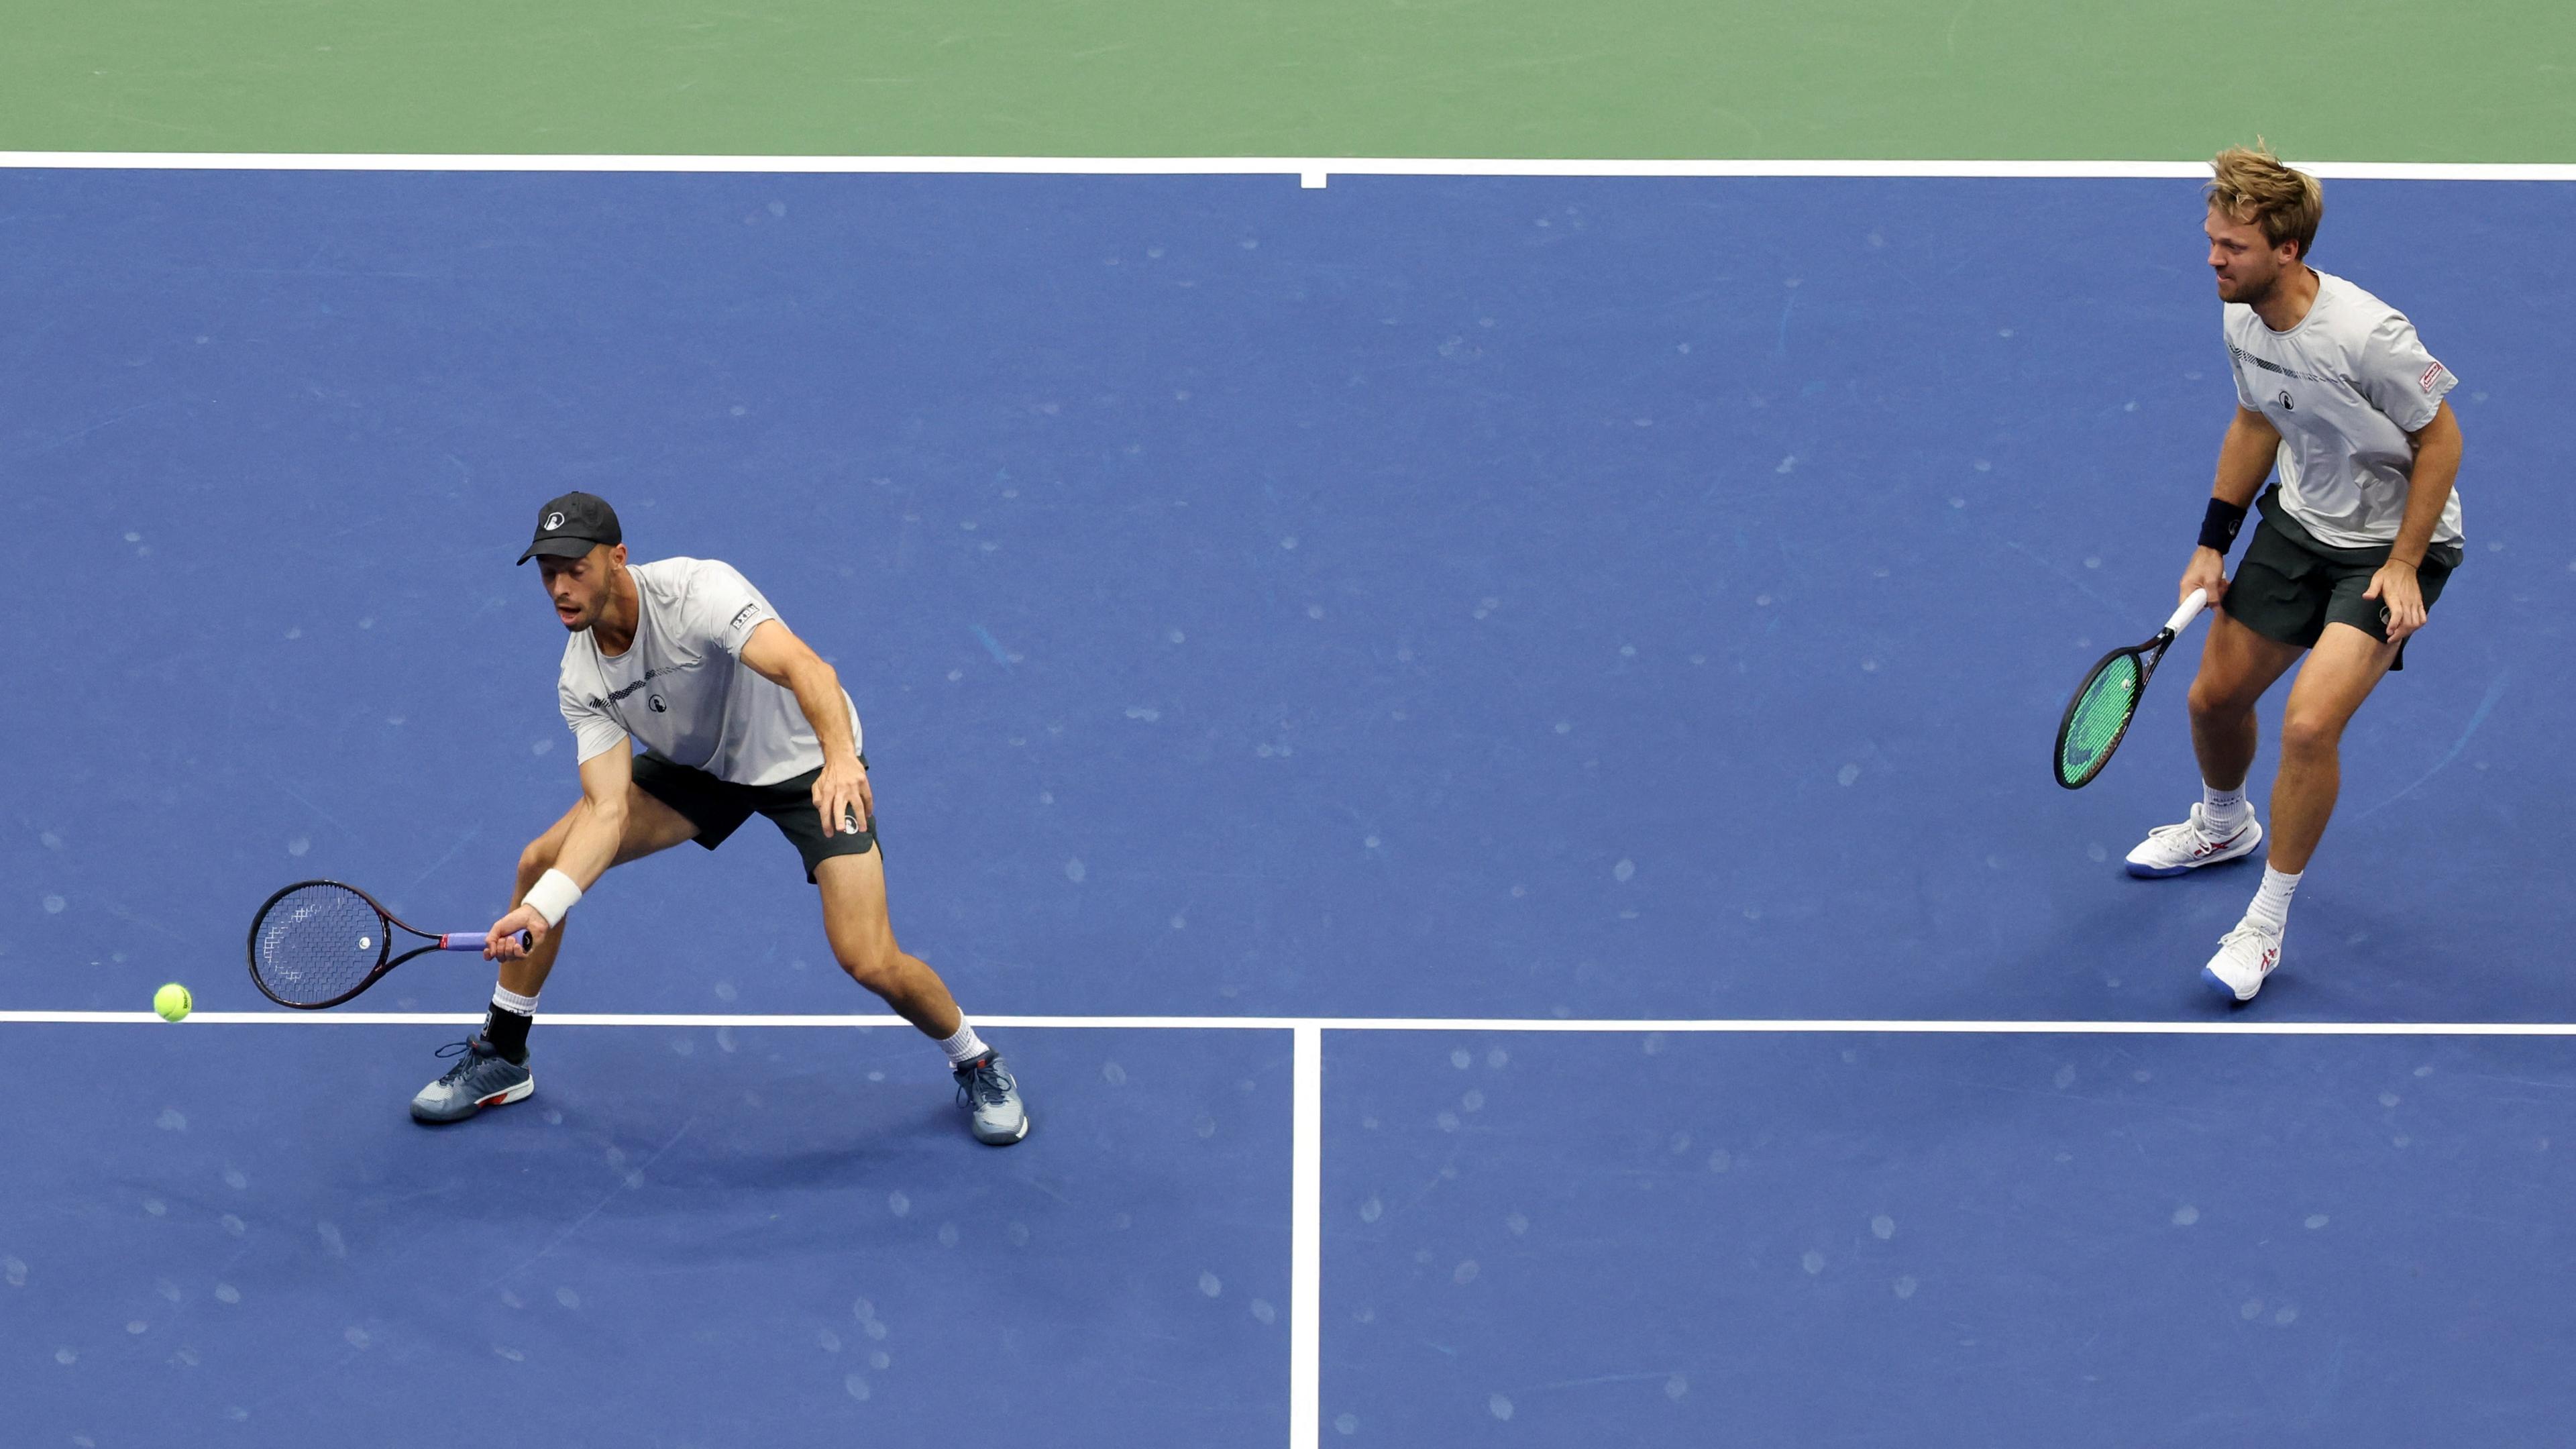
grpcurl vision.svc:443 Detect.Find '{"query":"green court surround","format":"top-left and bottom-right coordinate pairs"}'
top-left (5, 1), bottom-right (2569, 160)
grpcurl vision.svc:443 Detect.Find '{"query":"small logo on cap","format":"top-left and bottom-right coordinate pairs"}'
top-left (544, 511), bottom-right (567, 530)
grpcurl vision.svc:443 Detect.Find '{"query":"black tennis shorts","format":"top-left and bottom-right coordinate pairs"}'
top-left (2222, 486), bottom-right (2461, 672)
top-left (631, 753), bottom-right (878, 883)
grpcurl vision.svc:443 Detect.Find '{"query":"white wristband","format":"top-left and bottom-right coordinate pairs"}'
top-left (522, 868), bottom-right (583, 928)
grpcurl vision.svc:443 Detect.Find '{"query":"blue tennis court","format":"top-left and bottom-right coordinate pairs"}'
top-left (5, 166), bottom-right (2571, 1445)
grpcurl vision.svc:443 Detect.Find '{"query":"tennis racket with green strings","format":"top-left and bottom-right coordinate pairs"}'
top-left (2053, 588), bottom-right (2207, 789)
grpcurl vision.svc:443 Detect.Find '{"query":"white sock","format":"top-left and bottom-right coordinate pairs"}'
top-left (934, 1020), bottom-right (988, 1067)
top-left (492, 984), bottom-right (541, 1016)
top-left (2248, 866), bottom-right (2300, 929)
top-left (2201, 782), bottom-right (2251, 833)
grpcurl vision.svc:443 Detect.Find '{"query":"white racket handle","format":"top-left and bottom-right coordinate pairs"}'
top-left (2163, 588), bottom-right (2209, 635)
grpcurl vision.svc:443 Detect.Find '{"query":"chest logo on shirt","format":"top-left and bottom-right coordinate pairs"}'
top-left (604, 660), bottom-right (704, 708)
top-left (2231, 345), bottom-right (2332, 386)
top-left (648, 694), bottom-right (667, 712)
top-left (2277, 390), bottom-right (2296, 411)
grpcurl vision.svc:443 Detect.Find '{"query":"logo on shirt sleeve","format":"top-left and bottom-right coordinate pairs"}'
top-left (2419, 363), bottom-right (2449, 393)
top-left (729, 603), bottom-right (761, 631)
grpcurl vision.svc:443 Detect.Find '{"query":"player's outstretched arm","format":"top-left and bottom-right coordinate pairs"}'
top-left (484, 747), bottom-right (632, 961)
top-left (738, 619), bottom-right (871, 839)
top-left (2185, 406), bottom-right (2282, 606)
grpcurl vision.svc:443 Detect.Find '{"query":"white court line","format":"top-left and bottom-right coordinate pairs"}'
top-left (10, 1010), bottom-right (2576, 1034)
top-left (3, 152), bottom-right (2572, 182)
top-left (17, 1006), bottom-right (2565, 1449)
top-left (1289, 1026), bottom-right (1322, 1449)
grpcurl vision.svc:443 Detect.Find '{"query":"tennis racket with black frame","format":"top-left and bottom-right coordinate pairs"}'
top-left (246, 879), bottom-right (528, 1009)
top-left (2053, 588), bottom-right (2208, 790)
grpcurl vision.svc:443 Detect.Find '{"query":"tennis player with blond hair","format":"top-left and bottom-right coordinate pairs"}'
top-left (2125, 144), bottom-right (2467, 1003)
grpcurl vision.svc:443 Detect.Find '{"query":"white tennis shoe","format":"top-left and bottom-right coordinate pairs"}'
top-left (2125, 806), bottom-right (2263, 878)
top-left (2202, 916), bottom-right (2286, 1003)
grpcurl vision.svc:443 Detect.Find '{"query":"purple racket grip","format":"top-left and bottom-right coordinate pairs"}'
top-left (436, 930), bottom-right (531, 952)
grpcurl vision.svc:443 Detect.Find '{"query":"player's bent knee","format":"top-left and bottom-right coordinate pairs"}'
top-left (2278, 710), bottom-right (2343, 758)
top-left (516, 836), bottom-right (559, 885)
top-left (2187, 676), bottom-right (2251, 724)
top-left (835, 943), bottom-right (906, 994)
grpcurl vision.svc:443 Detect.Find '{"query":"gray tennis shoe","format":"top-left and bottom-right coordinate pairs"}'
top-left (411, 1036), bottom-right (535, 1123)
top-left (953, 1051), bottom-right (1029, 1145)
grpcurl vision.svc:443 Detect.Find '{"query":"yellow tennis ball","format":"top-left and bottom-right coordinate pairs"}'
top-left (153, 983), bottom-right (193, 1022)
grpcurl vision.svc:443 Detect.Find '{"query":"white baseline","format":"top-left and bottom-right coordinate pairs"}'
top-left (1, 153), bottom-right (2571, 183)
top-left (9, 1010), bottom-right (2576, 1033)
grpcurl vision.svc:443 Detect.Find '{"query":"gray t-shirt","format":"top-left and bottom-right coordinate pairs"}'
top-left (2224, 270), bottom-right (2463, 549)
top-left (557, 557), bottom-right (861, 786)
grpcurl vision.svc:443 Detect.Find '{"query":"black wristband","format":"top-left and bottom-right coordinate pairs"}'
top-left (2198, 497), bottom-right (2249, 554)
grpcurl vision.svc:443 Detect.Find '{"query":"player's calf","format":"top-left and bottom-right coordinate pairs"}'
top-left (829, 940), bottom-right (1032, 1146)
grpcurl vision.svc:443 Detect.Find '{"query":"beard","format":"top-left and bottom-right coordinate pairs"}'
top-left (2217, 260), bottom-right (2282, 307)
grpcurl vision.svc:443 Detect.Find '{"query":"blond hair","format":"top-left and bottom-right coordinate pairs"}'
top-left (2207, 142), bottom-right (2323, 260)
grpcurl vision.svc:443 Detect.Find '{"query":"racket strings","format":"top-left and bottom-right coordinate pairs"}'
top-left (2059, 654), bottom-right (2144, 781)
top-left (252, 884), bottom-right (386, 1006)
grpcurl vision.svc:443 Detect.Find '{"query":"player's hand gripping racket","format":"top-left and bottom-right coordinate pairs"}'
top-left (246, 880), bottom-right (529, 1009)
top-left (2052, 589), bottom-right (2208, 790)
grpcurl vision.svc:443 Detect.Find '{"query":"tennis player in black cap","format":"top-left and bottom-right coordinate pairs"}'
top-left (410, 491), bottom-right (1029, 1144)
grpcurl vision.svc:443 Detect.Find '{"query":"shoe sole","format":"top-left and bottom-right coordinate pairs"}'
top-left (2126, 824), bottom-right (2264, 879)
top-left (2198, 965), bottom-right (2259, 1004)
top-left (410, 1074), bottom-right (535, 1124)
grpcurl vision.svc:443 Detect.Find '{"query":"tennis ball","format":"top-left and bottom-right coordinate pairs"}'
top-left (153, 983), bottom-right (193, 1023)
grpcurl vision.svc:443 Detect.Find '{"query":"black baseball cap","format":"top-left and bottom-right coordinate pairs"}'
top-left (517, 491), bottom-right (623, 565)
